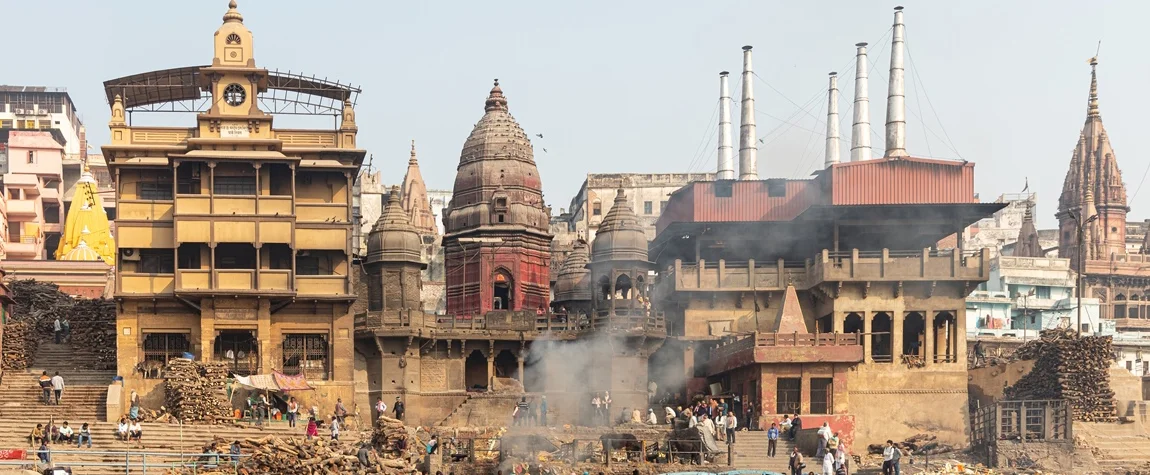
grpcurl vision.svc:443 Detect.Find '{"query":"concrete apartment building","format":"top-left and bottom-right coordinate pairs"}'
top-left (102, 1), bottom-right (364, 412)
top-left (1, 129), bottom-right (67, 260)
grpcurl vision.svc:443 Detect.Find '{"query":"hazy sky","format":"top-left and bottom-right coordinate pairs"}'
top-left (6, 1), bottom-right (1149, 228)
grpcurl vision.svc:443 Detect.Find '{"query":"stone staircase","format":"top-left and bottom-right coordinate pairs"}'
top-left (0, 342), bottom-right (116, 422)
top-left (438, 394), bottom-right (519, 427)
top-left (1075, 422), bottom-right (1150, 472)
top-left (729, 431), bottom-right (794, 473)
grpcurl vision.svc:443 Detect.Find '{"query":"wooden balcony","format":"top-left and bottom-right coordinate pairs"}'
top-left (119, 273), bottom-right (175, 295)
top-left (296, 275), bottom-right (349, 297)
top-left (175, 195), bottom-right (211, 214)
top-left (119, 200), bottom-right (174, 221)
top-left (707, 331), bottom-right (864, 374)
top-left (216, 270), bottom-right (255, 290)
top-left (257, 196), bottom-right (292, 215)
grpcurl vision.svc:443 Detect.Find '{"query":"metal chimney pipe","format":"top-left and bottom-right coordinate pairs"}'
top-left (884, 6), bottom-right (908, 157)
top-left (850, 42), bottom-right (871, 162)
top-left (738, 45), bottom-right (759, 180)
top-left (717, 71), bottom-right (735, 180)
top-left (825, 72), bottom-right (840, 168)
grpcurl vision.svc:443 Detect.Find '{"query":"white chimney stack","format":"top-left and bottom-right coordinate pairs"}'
top-left (717, 71), bottom-right (735, 180)
top-left (884, 6), bottom-right (908, 157)
top-left (825, 72), bottom-right (840, 168)
top-left (738, 45), bottom-right (759, 180)
top-left (850, 42), bottom-right (871, 162)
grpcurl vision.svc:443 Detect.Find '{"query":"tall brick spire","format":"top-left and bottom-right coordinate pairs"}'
top-left (1057, 57), bottom-right (1128, 266)
top-left (400, 140), bottom-right (438, 236)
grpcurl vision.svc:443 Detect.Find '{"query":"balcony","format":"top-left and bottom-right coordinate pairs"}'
top-left (277, 130), bottom-right (338, 148)
top-left (175, 195), bottom-right (211, 214)
top-left (7, 198), bottom-right (37, 217)
top-left (120, 273), bottom-right (175, 295)
top-left (257, 196), bottom-right (292, 215)
top-left (174, 269), bottom-right (295, 294)
top-left (129, 127), bottom-right (194, 146)
top-left (216, 270), bottom-right (255, 290)
top-left (812, 248), bottom-right (989, 284)
top-left (176, 270), bottom-right (210, 291)
top-left (214, 196), bottom-right (256, 215)
top-left (296, 203), bottom-right (347, 223)
top-left (296, 275), bottom-right (349, 297)
top-left (41, 187), bottom-right (60, 203)
top-left (4, 240), bottom-right (40, 258)
top-left (119, 200), bottom-right (174, 221)
top-left (670, 259), bottom-right (808, 292)
top-left (258, 270), bottom-right (292, 291)
top-left (707, 331), bottom-right (864, 374)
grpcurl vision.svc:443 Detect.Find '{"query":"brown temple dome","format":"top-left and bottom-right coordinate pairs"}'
top-left (553, 241), bottom-right (592, 303)
top-left (591, 188), bottom-right (649, 264)
top-left (443, 79), bottom-right (549, 235)
top-left (366, 186), bottom-right (425, 267)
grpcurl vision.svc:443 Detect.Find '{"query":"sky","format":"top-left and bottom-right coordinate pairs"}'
top-left (5, 0), bottom-right (1149, 229)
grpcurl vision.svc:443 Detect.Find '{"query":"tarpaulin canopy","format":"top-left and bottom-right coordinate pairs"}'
top-left (273, 371), bottom-right (314, 392)
top-left (234, 374), bottom-right (280, 392)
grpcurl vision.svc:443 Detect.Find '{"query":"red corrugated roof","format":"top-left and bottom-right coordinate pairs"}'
top-left (830, 157), bottom-right (975, 205)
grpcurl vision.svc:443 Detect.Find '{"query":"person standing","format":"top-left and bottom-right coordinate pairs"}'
top-left (329, 415), bottom-right (340, 441)
top-left (393, 396), bottom-right (405, 421)
top-left (334, 398), bottom-right (348, 425)
top-left (539, 395), bottom-right (549, 426)
top-left (287, 397), bottom-right (299, 428)
top-left (230, 440), bottom-right (242, 463)
top-left (602, 391), bottom-right (612, 426)
top-left (38, 372), bottom-right (52, 405)
top-left (374, 397), bottom-right (387, 422)
top-left (881, 440), bottom-right (895, 475)
top-left (821, 449), bottom-right (836, 475)
top-left (53, 317), bottom-right (63, 344)
top-left (515, 397), bottom-right (529, 426)
top-left (891, 442), bottom-right (902, 475)
top-left (129, 390), bottom-right (141, 420)
top-left (591, 394), bottom-right (603, 426)
top-left (725, 411), bottom-right (738, 444)
top-left (305, 417), bottom-right (318, 440)
top-left (788, 446), bottom-right (804, 475)
top-left (61, 318), bottom-right (71, 342)
top-left (51, 372), bottom-right (65, 405)
top-left (767, 422), bottom-right (780, 457)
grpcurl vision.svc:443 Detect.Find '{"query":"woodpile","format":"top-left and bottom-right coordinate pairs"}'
top-left (0, 280), bottom-right (116, 370)
top-left (163, 358), bottom-right (233, 423)
top-left (68, 298), bottom-right (117, 369)
top-left (1004, 328), bottom-right (1117, 422)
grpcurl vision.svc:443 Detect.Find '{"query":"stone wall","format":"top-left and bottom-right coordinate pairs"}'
top-left (848, 365), bottom-right (969, 447)
top-left (968, 360), bottom-right (1036, 407)
top-left (992, 440), bottom-right (1075, 473)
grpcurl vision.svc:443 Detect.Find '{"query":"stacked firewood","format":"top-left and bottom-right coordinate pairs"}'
top-left (163, 358), bottom-right (233, 423)
top-left (2, 280), bottom-right (70, 370)
top-left (68, 298), bottom-right (117, 369)
top-left (373, 415), bottom-right (418, 458)
top-left (1005, 328), bottom-right (1117, 422)
top-left (171, 431), bottom-right (420, 475)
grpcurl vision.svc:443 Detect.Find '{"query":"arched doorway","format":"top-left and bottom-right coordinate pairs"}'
top-left (933, 312), bottom-right (958, 363)
top-left (844, 313), bottom-right (864, 335)
top-left (493, 349), bottom-right (519, 381)
top-left (493, 269), bottom-right (513, 310)
top-left (871, 312), bottom-right (892, 362)
top-left (465, 349), bottom-right (488, 391)
top-left (598, 275), bottom-right (611, 300)
top-left (903, 312), bottom-right (926, 358)
top-left (615, 274), bottom-right (632, 300)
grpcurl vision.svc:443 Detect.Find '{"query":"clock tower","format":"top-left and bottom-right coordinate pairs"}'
top-left (198, 0), bottom-right (272, 137)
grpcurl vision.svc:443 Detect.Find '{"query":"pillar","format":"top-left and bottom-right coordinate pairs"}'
top-left (924, 311), bottom-right (934, 366)
top-left (862, 311), bottom-right (872, 363)
top-left (487, 356), bottom-right (495, 387)
top-left (891, 311), bottom-right (904, 362)
top-left (200, 298), bottom-right (216, 362)
top-left (956, 307), bottom-right (968, 364)
top-left (517, 356), bottom-right (525, 382)
top-left (832, 311), bottom-right (844, 334)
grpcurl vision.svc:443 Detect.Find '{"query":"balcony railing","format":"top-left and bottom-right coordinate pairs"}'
top-left (259, 270), bottom-right (292, 291)
top-left (258, 196), bottom-right (292, 215)
top-left (120, 273), bottom-right (175, 295)
top-left (174, 269), bottom-right (296, 293)
top-left (7, 199), bottom-right (36, 216)
top-left (174, 195), bottom-right (211, 214)
top-left (119, 200), bottom-right (174, 221)
top-left (296, 203), bottom-right (347, 223)
top-left (296, 275), bottom-right (348, 296)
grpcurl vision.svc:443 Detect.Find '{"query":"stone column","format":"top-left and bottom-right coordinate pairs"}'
top-left (517, 355), bottom-right (525, 383)
top-left (487, 356), bottom-right (495, 387)
top-left (924, 311), bottom-right (934, 366)
top-left (891, 311), bottom-right (904, 362)
top-left (956, 308), bottom-right (968, 364)
top-left (862, 311), bottom-right (872, 363)
top-left (258, 299), bottom-right (272, 374)
top-left (200, 298), bottom-right (216, 362)
top-left (832, 311), bottom-right (844, 334)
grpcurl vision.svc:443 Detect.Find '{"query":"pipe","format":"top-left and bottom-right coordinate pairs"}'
top-left (850, 42), bottom-right (871, 162)
top-left (825, 72), bottom-right (840, 168)
top-left (717, 72), bottom-right (735, 180)
top-left (738, 45), bottom-right (758, 180)
top-left (884, 6), bottom-right (907, 157)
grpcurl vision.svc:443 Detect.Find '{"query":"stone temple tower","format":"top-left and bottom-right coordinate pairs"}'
top-left (442, 80), bottom-right (553, 316)
top-left (1057, 58), bottom-right (1129, 267)
top-left (365, 186), bottom-right (427, 323)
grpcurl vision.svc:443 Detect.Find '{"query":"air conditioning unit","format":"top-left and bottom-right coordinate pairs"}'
top-left (13, 108), bottom-right (25, 115)
top-left (36, 109), bottom-right (50, 116)
top-left (122, 248), bottom-right (141, 261)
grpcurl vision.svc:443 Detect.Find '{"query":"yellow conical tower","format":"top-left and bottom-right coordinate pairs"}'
top-left (55, 164), bottom-right (116, 265)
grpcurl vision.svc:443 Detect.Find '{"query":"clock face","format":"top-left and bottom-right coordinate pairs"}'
top-left (223, 83), bottom-right (247, 107)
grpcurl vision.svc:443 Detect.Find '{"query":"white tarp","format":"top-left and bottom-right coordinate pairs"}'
top-left (234, 374), bottom-right (280, 392)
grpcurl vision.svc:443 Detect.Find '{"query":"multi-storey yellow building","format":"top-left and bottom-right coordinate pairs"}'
top-left (102, 1), bottom-right (363, 412)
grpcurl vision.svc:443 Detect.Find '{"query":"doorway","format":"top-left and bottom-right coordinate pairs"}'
top-left (465, 350), bottom-right (488, 391)
top-left (493, 270), bottom-right (513, 310)
top-left (214, 330), bottom-right (257, 375)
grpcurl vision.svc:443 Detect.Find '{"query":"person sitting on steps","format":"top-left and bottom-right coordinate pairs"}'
top-left (56, 421), bottom-right (74, 444)
top-left (128, 420), bottom-right (143, 446)
top-left (76, 423), bottom-right (92, 448)
top-left (117, 417), bottom-right (130, 441)
top-left (28, 424), bottom-right (46, 447)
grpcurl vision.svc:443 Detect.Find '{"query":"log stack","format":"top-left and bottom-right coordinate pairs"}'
top-left (68, 298), bottom-right (117, 369)
top-left (1004, 328), bottom-right (1117, 422)
top-left (169, 434), bottom-right (420, 475)
top-left (163, 358), bottom-right (233, 423)
top-left (2, 280), bottom-right (71, 370)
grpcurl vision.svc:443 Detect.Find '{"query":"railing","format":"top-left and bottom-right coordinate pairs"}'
top-left (711, 331), bottom-right (862, 362)
top-left (296, 202), bottom-right (348, 222)
top-left (174, 194), bottom-right (211, 214)
top-left (257, 195), bottom-right (292, 215)
top-left (278, 130), bottom-right (338, 147)
top-left (258, 269), bottom-right (292, 291)
top-left (972, 400), bottom-right (1071, 446)
top-left (296, 275), bottom-right (348, 295)
top-left (119, 200), bottom-right (175, 221)
top-left (0, 449), bottom-right (249, 474)
top-left (120, 273), bottom-right (176, 294)
top-left (176, 269), bottom-right (211, 291)
top-left (215, 269), bottom-right (255, 290)
top-left (814, 248), bottom-right (989, 283)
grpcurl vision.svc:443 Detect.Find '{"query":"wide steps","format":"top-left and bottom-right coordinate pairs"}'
top-left (730, 432), bottom-right (795, 471)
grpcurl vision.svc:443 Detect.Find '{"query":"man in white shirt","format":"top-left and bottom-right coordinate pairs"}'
top-left (50, 372), bottom-right (65, 405)
top-left (646, 409), bottom-right (657, 425)
top-left (53, 317), bottom-right (62, 344)
top-left (56, 422), bottom-right (74, 443)
top-left (725, 411), bottom-right (738, 444)
top-left (664, 406), bottom-right (676, 424)
top-left (700, 414), bottom-right (716, 438)
top-left (882, 440), bottom-right (896, 475)
top-left (687, 410), bottom-right (698, 429)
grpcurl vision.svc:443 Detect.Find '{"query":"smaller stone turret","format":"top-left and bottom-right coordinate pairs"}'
top-left (365, 186), bottom-right (426, 316)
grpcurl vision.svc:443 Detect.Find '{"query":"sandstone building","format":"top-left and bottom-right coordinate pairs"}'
top-left (103, 1), bottom-right (363, 411)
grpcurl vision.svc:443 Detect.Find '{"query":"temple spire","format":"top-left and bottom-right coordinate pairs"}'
top-left (1087, 57), bottom-right (1100, 119)
top-left (400, 140), bottom-right (438, 236)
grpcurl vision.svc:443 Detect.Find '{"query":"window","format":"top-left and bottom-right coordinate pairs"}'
top-left (810, 378), bottom-right (833, 414)
top-left (592, 201), bottom-right (602, 216)
top-left (142, 333), bottom-right (190, 377)
top-left (297, 256), bottom-right (320, 276)
top-left (767, 179), bottom-right (786, 197)
top-left (139, 249), bottom-right (175, 274)
top-left (213, 176), bottom-right (256, 195)
top-left (282, 334), bottom-right (329, 380)
top-left (226, 33), bottom-right (242, 44)
top-left (660, 201), bottom-right (668, 212)
top-left (497, 214), bottom-right (505, 223)
top-left (714, 181), bottom-right (734, 198)
top-left (138, 182), bottom-right (173, 200)
top-left (27, 151), bottom-right (35, 164)
top-left (1036, 286), bottom-right (1050, 299)
top-left (777, 378), bottom-right (801, 415)
top-left (368, 272), bottom-right (383, 311)
top-left (644, 201), bottom-right (653, 215)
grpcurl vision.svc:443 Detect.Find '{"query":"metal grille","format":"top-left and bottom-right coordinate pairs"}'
top-left (282, 334), bottom-right (329, 380)
top-left (214, 331), bottom-right (258, 376)
top-left (212, 176), bottom-right (256, 196)
top-left (810, 378), bottom-right (833, 414)
top-left (142, 333), bottom-right (189, 369)
top-left (777, 378), bottom-right (801, 415)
